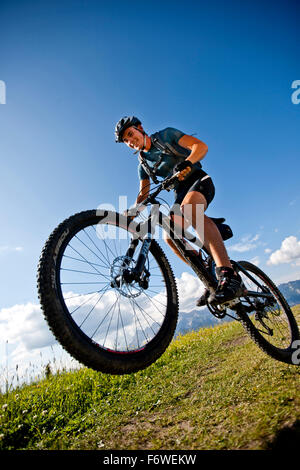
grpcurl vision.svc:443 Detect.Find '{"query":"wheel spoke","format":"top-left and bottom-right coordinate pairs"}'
top-left (91, 225), bottom-right (118, 264)
top-left (68, 286), bottom-right (108, 315)
top-left (58, 220), bottom-right (172, 353)
top-left (84, 227), bottom-right (115, 267)
top-left (74, 234), bottom-right (111, 269)
top-left (79, 285), bottom-right (110, 328)
top-left (238, 264), bottom-right (294, 350)
top-left (67, 243), bottom-right (107, 275)
top-left (63, 254), bottom-right (109, 270)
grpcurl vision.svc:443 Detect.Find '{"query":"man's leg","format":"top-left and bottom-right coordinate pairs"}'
top-left (163, 193), bottom-right (232, 267)
top-left (179, 191), bottom-right (232, 268)
top-left (180, 191), bottom-right (242, 304)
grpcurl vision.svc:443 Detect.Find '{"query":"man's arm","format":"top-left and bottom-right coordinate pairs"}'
top-left (177, 135), bottom-right (208, 164)
top-left (135, 178), bottom-right (151, 205)
top-left (124, 178), bottom-right (151, 219)
top-left (134, 178), bottom-right (151, 215)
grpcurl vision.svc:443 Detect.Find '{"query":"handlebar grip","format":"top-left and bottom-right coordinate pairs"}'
top-left (164, 171), bottom-right (180, 189)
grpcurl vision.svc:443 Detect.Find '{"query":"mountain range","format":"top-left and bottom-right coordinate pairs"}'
top-left (175, 279), bottom-right (300, 337)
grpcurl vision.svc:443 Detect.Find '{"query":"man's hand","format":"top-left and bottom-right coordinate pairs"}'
top-left (174, 160), bottom-right (194, 182)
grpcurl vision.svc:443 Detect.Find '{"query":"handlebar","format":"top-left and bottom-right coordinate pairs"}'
top-left (126, 171), bottom-right (181, 217)
top-left (161, 171), bottom-right (181, 189)
top-left (143, 171), bottom-right (180, 201)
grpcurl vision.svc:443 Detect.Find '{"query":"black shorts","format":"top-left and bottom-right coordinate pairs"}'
top-left (173, 169), bottom-right (215, 209)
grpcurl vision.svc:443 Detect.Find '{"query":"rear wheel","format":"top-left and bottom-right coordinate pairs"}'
top-left (234, 261), bottom-right (300, 364)
top-left (37, 210), bottom-right (179, 374)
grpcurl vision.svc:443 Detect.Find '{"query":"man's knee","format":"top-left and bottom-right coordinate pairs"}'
top-left (181, 200), bottom-right (206, 228)
top-left (181, 192), bottom-right (207, 215)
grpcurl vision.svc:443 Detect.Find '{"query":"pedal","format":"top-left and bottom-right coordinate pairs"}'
top-left (217, 297), bottom-right (240, 311)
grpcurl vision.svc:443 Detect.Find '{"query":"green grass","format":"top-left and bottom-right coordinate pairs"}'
top-left (1, 306), bottom-right (300, 450)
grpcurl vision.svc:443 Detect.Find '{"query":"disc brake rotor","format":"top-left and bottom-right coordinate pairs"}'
top-left (110, 255), bottom-right (143, 298)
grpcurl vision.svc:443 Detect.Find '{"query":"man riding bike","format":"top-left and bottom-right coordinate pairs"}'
top-left (115, 115), bottom-right (243, 305)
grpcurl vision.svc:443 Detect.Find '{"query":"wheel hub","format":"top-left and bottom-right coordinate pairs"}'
top-left (110, 256), bottom-right (144, 298)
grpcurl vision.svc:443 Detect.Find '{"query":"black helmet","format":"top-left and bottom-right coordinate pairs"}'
top-left (115, 116), bottom-right (142, 142)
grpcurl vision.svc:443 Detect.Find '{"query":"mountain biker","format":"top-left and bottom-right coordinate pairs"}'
top-left (115, 116), bottom-right (243, 305)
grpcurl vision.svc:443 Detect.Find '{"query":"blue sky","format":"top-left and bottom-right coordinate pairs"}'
top-left (0, 0), bottom-right (300, 379)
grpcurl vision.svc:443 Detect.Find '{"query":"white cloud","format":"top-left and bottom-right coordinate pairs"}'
top-left (0, 301), bottom-right (72, 391)
top-left (0, 245), bottom-right (24, 255)
top-left (228, 234), bottom-right (260, 253)
top-left (3, 259), bottom-right (300, 391)
top-left (176, 271), bottom-right (205, 312)
top-left (267, 236), bottom-right (300, 266)
top-left (273, 270), bottom-right (300, 284)
top-left (0, 302), bottom-right (53, 350)
top-left (0, 303), bottom-right (58, 367)
top-left (264, 248), bottom-right (272, 254)
top-left (0, 272), bottom-right (207, 390)
top-left (249, 256), bottom-right (260, 266)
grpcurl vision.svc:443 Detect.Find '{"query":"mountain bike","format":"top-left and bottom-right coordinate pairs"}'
top-left (37, 172), bottom-right (300, 374)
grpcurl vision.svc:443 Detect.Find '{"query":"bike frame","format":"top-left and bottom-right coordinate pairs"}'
top-left (126, 172), bottom-right (218, 292)
top-left (125, 172), bottom-right (274, 306)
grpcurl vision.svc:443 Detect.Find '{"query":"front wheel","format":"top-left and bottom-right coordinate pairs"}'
top-left (37, 210), bottom-right (179, 374)
top-left (234, 261), bottom-right (300, 365)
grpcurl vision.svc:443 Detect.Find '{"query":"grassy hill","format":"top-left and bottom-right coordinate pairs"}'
top-left (1, 306), bottom-right (300, 451)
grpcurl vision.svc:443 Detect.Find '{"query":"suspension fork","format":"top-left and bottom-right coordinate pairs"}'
top-left (125, 206), bottom-right (160, 281)
top-left (124, 237), bottom-right (139, 261)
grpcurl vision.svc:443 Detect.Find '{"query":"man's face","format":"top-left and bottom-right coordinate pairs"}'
top-left (122, 126), bottom-right (144, 151)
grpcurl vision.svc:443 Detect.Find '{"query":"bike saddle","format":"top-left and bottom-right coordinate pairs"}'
top-left (209, 217), bottom-right (233, 241)
top-left (209, 217), bottom-right (226, 224)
